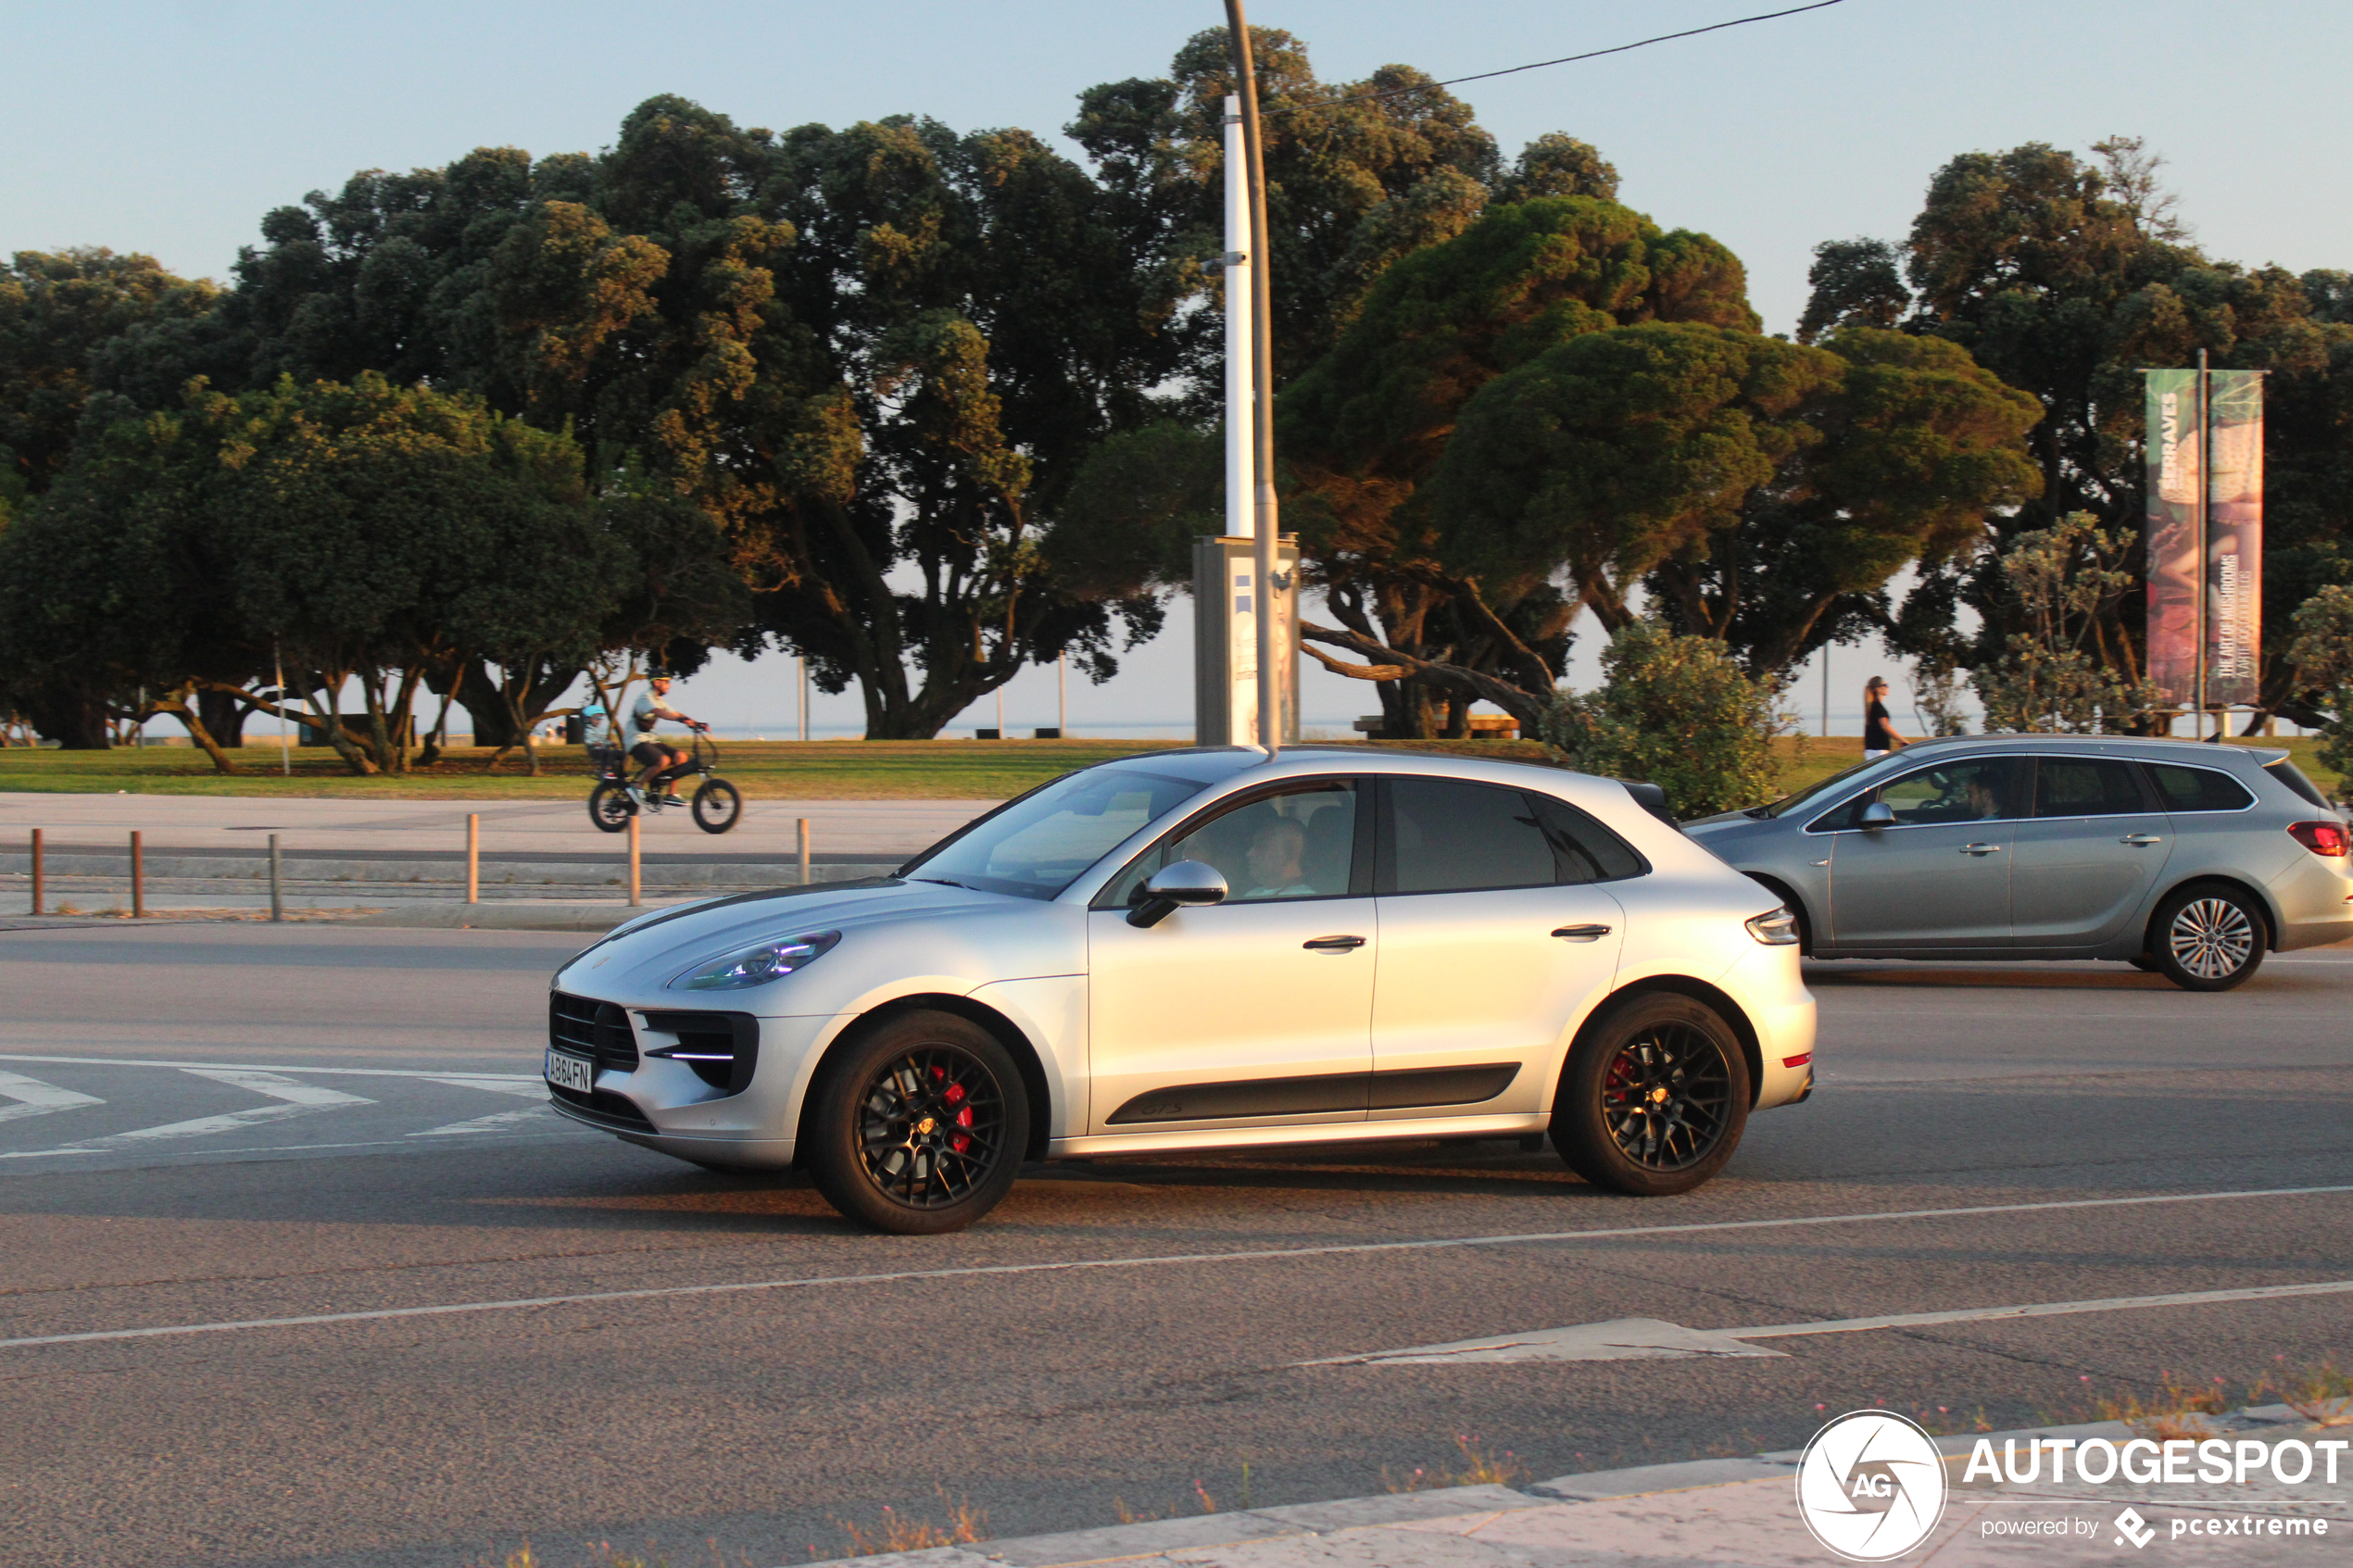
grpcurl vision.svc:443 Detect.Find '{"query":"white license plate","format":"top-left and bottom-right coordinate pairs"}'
top-left (545, 1050), bottom-right (596, 1093)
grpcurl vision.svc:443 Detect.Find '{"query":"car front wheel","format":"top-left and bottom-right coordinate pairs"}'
top-left (1554, 993), bottom-right (1751, 1197)
top-left (2149, 884), bottom-right (2267, 992)
top-left (805, 1010), bottom-right (1028, 1235)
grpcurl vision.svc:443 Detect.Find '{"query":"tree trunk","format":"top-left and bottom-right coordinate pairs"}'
top-left (24, 689), bottom-right (111, 748)
top-left (457, 658), bottom-right (517, 749)
top-left (195, 687), bottom-right (249, 747)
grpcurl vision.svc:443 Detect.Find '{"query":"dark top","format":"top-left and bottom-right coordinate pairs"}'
top-left (1863, 698), bottom-right (1895, 751)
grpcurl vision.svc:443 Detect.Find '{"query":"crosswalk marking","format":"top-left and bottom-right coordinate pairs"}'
top-left (409, 1106), bottom-right (554, 1137)
top-left (0, 1069), bottom-right (104, 1125)
top-left (31, 1069), bottom-right (375, 1153)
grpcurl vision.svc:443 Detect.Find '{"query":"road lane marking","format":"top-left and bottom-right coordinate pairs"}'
top-left (1316, 1279), bottom-right (2353, 1363)
top-left (0, 1070), bottom-right (104, 1125)
top-left (409, 1108), bottom-right (555, 1136)
top-left (0, 1069), bottom-right (373, 1156)
top-left (4, 1181), bottom-right (2349, 1352)
top-left (0, 1053), bottom-right (535, 1082)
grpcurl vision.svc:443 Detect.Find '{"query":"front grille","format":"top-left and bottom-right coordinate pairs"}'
top-left (550, 991), bottom-right (637, 1073)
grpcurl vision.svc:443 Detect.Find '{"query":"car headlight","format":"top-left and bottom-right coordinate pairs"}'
top-left (1744, 908), bottom-right (1800, 946)
top-left (669, 931), bottom-right (840, 990)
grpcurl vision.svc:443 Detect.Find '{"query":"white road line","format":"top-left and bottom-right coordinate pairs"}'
top-left (424, 1076), bottom-right (548, 1098)
top-left (409, 1107), bottom-right (554, 1136)
top-left (1318, 1280), bottom-right (2353, 1364)
top-left (1730, 1278), bottom-right (2353, 1339)
top-left (0, 1069), bottom-right (373, 1157)
top-left (0, 1069), bottom-right (104, 1125)
top-left (0, 1053), bottom-right (535, 1082)
top-left (4, 1181), bottom-right (2350, 1353)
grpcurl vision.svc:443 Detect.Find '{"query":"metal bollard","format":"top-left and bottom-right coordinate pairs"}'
top-left (466, 813), bottom-right (480, 905)
top-left (798, 817), bottom-right (812, 886)
top-left (29, 829), bottom-right (42, 916)
top-left (627, 813), bottom-right (642, 907)
top-left (130, 831), bottom-right (144, 919)
top-left (269, 834), bottom-right (283, 922)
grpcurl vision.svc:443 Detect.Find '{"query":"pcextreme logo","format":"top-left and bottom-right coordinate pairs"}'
top-left (1796, 1410), bottom-right (1949, 1561)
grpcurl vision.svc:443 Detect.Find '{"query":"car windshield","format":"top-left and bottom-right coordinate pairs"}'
top-left (1751, 755), bottom-right (1901, 819)
top-left (901, 766), bottom-right (1213, 899)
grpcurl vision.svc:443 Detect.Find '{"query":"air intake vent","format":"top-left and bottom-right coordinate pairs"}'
top-left (641, 1010), bottom-right (760, 1096)
top-left (549, 991), bottom-right (637, 1073)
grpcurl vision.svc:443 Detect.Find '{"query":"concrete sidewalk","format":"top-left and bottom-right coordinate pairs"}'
top-left (802, 1409), bottom-right (2347, 1568)
top-left (0, 791), bottom-right (993, 859)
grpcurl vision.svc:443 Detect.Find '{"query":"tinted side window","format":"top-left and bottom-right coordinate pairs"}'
top-left (1382, 779), bottom-right (1555, 894)
top-left (2145, 763), bottom-right (2257, 812)
top-left (1099, 781), bottom-right (1359, 907)
top-left (2267, 759), bottom-right (2333, 809)
top-left (1527, 794), bottom-right (1647, 883)
top-left (1810, 756), bottom-right (2031, 832)
top-left (2033, 758), bottom-right (2152, 818)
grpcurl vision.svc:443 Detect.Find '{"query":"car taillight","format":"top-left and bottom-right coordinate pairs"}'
top-left (2288, 821), bottom-right (2349, 857)
top-left (1745, 908), bottom-right (1801, 945)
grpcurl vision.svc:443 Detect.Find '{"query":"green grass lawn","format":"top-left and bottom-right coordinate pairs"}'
top-left (0, 732), bottom-right (2335, 802)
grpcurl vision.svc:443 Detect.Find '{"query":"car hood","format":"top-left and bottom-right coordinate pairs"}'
top-left (550, 877), bottom-right (1026, 997)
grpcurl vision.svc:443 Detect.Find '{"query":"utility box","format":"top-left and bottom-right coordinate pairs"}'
top-left (1192, 534), bottom-right (1301, 747)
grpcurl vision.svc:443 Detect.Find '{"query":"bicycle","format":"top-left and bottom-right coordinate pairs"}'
top-left (586, 730), bottom-right (742, 834)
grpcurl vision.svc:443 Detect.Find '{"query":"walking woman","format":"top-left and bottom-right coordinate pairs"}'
top-left (1862, 676), bottom-right (1911, 759)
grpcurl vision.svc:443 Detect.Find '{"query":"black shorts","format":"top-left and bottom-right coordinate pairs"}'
top-left (629, 740), bottom-right (675, 769)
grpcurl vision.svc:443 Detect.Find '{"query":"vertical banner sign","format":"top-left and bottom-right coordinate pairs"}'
top-left (2144, 369), bottom-right (2200, 706)
top-left (2205, 370), bottom-right (2264, 707)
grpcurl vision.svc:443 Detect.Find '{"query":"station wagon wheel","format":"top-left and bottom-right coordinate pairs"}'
top-left (2148, 884), bottom-right (2267, 992)
top-left (806, 1011), bottom-right (1029, 1235)
top-left (1554, 994), bottom-right (1750, 1198)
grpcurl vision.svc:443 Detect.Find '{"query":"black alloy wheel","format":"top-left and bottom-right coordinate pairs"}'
top-left (691, 777), bottom-right (742, 834)
top-left (1554, 993), bottom-right (1750, 1197)
top-left (2149, 883), bottom-right (2267, 992)
top-left (587, 781), bottom-right (635, 833)
top-left (806, 1011), bottom-right (1029, 1234)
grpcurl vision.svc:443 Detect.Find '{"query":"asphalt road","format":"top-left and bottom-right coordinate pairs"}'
top-left (0, 922), bottom-right (2347, 1568)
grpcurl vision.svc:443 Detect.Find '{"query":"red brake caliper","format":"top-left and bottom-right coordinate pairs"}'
top-left (944, 1079), bottom-right (972, 1153)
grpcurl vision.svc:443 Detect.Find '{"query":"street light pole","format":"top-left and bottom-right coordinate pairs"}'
top-left (1225, 0), bottom-right (1281, 755)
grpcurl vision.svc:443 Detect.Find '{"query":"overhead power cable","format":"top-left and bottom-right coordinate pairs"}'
top-left (1262, 0), bottom-right (1850, 116)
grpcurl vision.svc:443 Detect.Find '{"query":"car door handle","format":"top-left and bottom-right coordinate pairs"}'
top-left (2120, 834), bottom-right (2163, 846)
top-left (1959, 843), bottom-right (2003, 856)
top-left (1302, 935), bottom-right (1365, 952)
top-left (1552, 924), bottom-right (1614, 941)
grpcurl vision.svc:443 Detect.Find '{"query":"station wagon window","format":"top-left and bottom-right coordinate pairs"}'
top-left (1100, 781), bottom-right (1361, 907)
top-left (1808, 756), bottom-right (2031, 833)
top-left (1379, 778), bottom-right (1559, 894)
top-left (2033, 758), bottom-right (2153, 818)
top-left (2144, 763), bottom-right (2257, 813)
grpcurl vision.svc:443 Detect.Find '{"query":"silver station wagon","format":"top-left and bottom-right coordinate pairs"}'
top-left (545, 746), bottom-right (1817, 1233)
top-left (1685, 735), bottom-right (2353, 990)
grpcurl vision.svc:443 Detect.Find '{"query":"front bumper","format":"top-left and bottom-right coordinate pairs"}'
top-left (547, 1001), bottom-right (842, 1160)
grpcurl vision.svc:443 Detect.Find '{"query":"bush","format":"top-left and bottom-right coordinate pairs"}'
top-left (2288, 583), bottom-right (2353, 779)
top-left (1541, 620), bottom-right (1785, 817)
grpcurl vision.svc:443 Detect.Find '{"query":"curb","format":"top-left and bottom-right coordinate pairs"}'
top-left (790, 1404), bottom-right (2346, 1568)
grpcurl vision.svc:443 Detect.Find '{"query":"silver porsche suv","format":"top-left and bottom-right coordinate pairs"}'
top-left (1684, 735), bottom-right (2353, 990)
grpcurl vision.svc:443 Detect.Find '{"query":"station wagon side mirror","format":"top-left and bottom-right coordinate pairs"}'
top-left (1126, 859), bottom-right (1228, 929)
top-left (1858, 801), bottom-right (1896, 829)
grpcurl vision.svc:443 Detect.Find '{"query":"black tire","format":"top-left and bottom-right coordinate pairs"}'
top-left (692, 778), bottom-right (742, 834)
top-left (1553, 993), bottom-right (1751, 1197)
top-left (587, 782), bottom-right (635, 834)
top-left (2127, 953), bottom-right (2164, 973)
top-left (804, 1011), bottom-right (1028, 1235)
top-left (2148, 883), bottom-right (2268, 992)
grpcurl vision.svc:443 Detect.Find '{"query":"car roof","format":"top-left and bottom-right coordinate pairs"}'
top-left (1896, 734), bottom-right (2290, 767)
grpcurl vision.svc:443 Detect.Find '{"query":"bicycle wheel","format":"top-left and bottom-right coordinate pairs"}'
top-left (587, 781), bottom-right (636, 833)
top-left (692, 778), bottom-right (742, 834)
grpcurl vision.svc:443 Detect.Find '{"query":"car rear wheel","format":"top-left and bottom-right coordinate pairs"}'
top-left (805, 1010), bottom-right (1028, 1234)
top-left (1553, 993), bottom-right (1751, 1197)
top-left (2148, 884), bottom-right (2267, 992)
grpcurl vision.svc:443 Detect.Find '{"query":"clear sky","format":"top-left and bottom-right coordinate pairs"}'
top-left (9, 0), bottom-right (2348, 736)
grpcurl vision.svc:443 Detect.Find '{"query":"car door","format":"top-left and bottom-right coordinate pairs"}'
top-left (1823, 755), bottom-right (2030, 948)
top-left (2009, 756), bottom-right (2176, 947)
top-left (1368, 778), bottom-right (1629, 1121)
top-left (1085, 778), bottom-right (1375, 1134)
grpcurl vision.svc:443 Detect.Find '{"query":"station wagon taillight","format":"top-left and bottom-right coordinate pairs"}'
top-left (2287, 821), bottom-right (2349, 857)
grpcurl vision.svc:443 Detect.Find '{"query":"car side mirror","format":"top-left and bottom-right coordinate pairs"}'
top-left (1126, 859), bottom-right (1228, 928)
top-left (1858, 801), bottom-right (1895, 829)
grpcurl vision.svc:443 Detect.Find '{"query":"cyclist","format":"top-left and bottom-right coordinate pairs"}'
top-left (629, 674), bottom-right (707, 807)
